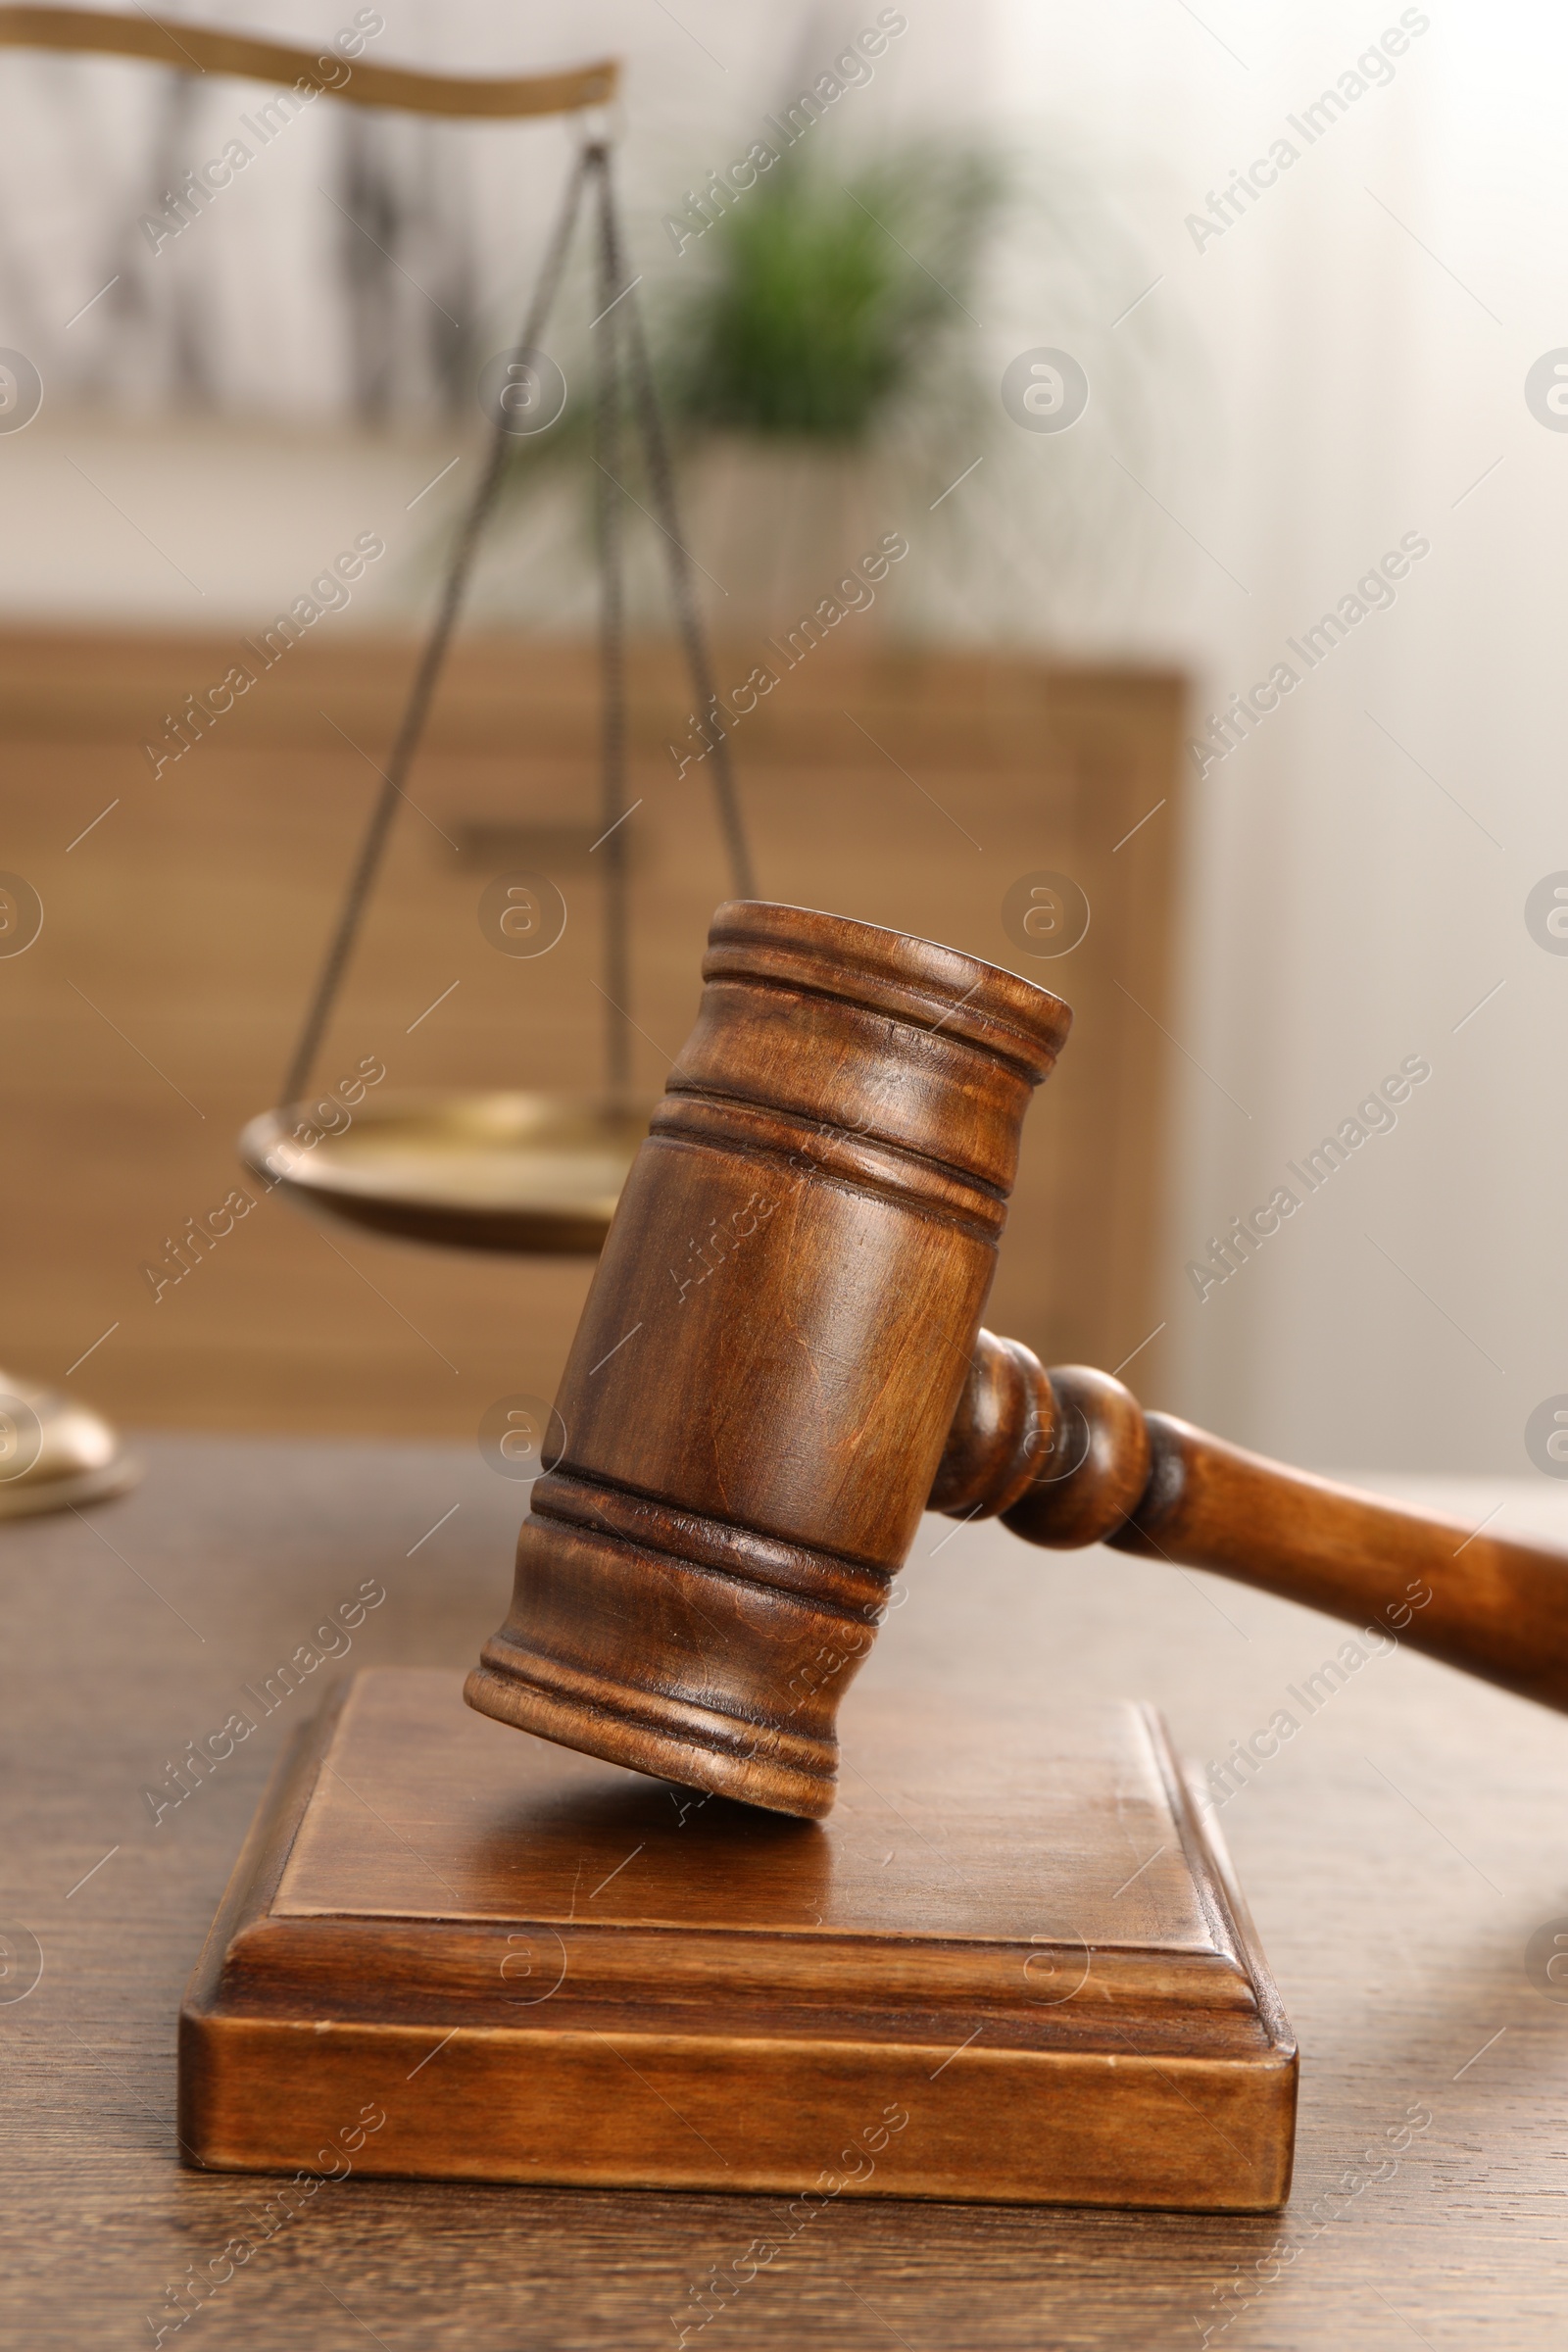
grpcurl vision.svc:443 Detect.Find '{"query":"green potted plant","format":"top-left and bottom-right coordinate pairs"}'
top-left (464, 126), bottom-right (1167, 648)
top-left (662, 143), bottom-right (1004, 633)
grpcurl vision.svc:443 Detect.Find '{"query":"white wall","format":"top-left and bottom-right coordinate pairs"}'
top-left (988, 3), bottom-right (1568, 1475)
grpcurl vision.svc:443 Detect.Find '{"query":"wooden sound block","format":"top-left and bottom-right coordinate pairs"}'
top-left (178, 1668), bottom-right (1297, 2211)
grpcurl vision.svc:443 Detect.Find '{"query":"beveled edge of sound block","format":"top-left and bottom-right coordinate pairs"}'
top-left (178, 1670), bottom-right (1298, 2211)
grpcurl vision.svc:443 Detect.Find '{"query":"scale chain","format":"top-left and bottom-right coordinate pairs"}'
top-left (608, 171), bottom-right (757, 903)
top-left (590, 144), bottom-right (632, 1106)
top-left (278, 134), bottom-right (759, 1112)
top-left (277, 144), bottom-right (593, 1108)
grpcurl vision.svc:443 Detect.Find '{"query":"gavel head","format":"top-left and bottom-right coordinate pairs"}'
top-left (465, 902), bottom-right (1070, 1816)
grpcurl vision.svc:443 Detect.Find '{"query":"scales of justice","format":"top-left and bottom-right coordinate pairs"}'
top-left (22, 9), bottom-right (1568, 2215)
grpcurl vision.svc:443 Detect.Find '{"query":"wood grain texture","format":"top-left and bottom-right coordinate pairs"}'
top-left (467, 903), bottom-right (1071, 1814)
top-left (4, 1438), bottom-right (1568, 2348)
top-left (179, 1668), bottom-right (1297, 2210)
top-left (0, 628), bottom-right (1182, 1436)
top-left (468, 906), bottom-right (1568, 1819)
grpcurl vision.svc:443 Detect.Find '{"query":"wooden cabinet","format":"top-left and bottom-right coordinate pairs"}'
top-left (0, 629), bottom-right (1183, 1433)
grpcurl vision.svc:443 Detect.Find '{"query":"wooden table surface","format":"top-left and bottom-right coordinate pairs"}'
top-left (5, 1437), bottom-right (1567, 2348)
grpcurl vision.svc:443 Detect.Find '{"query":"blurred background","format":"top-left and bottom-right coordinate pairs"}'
top-left (0, 0), bottom-right (1559, 1477)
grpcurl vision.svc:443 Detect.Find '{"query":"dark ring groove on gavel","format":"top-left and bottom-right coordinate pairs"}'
top-left (466, 901), bottom-right (1568, 1818)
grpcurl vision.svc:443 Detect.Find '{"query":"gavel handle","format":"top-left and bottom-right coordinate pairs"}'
top-left (930, 1334), bottom-right (1568, 1714)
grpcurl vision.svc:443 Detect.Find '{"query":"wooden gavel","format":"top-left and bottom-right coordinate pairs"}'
top-left (466, 902), bottom-right (1568, 1816)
